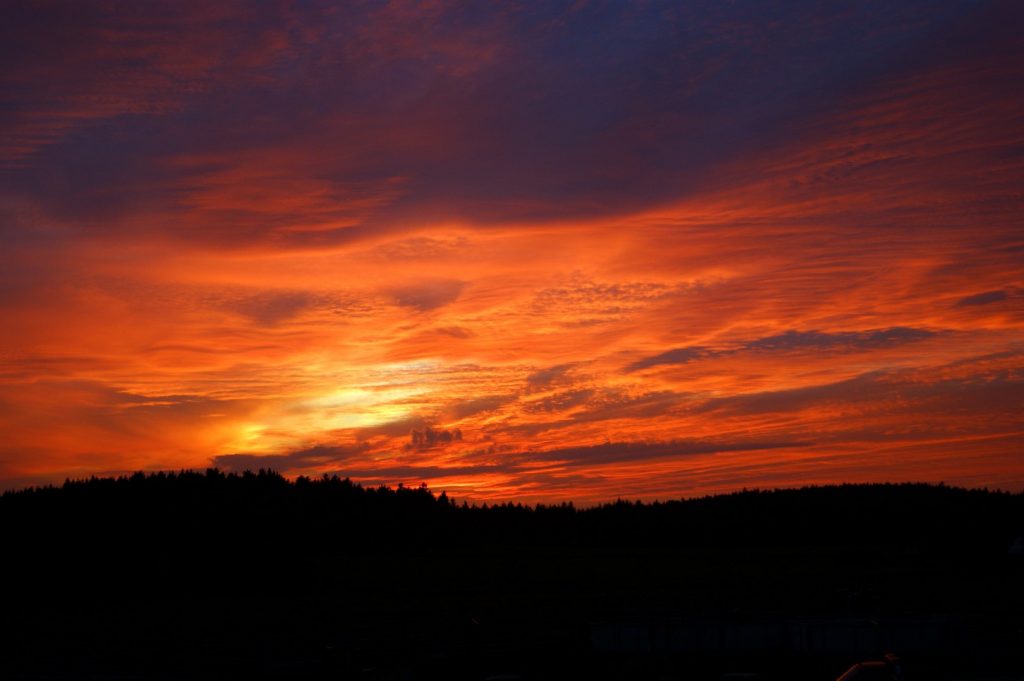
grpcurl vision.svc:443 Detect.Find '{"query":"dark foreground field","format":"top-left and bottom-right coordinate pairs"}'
top-left (2, 472), bottom-right (1022, 680)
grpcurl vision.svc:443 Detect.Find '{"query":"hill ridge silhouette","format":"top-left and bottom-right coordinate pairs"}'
top-left (3, 470), bottom-right (1021, 553)
top-left (3, 471), bottom-right (1023, 679)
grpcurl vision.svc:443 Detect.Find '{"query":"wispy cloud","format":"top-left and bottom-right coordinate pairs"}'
top-left (1, 1), bottom-right (1022, 499)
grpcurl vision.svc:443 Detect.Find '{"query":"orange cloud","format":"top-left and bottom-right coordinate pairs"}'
top-left (2, 1), bottom-right (1022, 499)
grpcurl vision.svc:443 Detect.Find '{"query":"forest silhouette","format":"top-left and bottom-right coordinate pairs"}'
top-left (2, 473), bottom-right (1022, 680)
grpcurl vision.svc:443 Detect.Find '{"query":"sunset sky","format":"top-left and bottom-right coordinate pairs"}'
top-left (2, 1), bottom-right (1022, 501)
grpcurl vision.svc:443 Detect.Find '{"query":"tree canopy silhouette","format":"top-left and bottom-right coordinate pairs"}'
top-left (2, 471), bottom-right (1020, 556)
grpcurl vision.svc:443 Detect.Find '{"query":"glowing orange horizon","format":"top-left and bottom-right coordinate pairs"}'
top-left (1, 2), bottom-right (1022, 501)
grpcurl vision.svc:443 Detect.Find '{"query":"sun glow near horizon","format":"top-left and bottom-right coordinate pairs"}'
top-left (1, 1), bottom-right (1022, 500)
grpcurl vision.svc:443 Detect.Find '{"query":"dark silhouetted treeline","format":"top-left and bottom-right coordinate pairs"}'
top-left (2, 473), bottom-right (1022, 680)
top-left (2, 470), bottom-right (1021, 555)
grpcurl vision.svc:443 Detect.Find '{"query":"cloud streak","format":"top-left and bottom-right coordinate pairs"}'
top-left (627, 327), bottom-right (938, 372)
top-left (1, 1), bottom-right (1022, 500)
